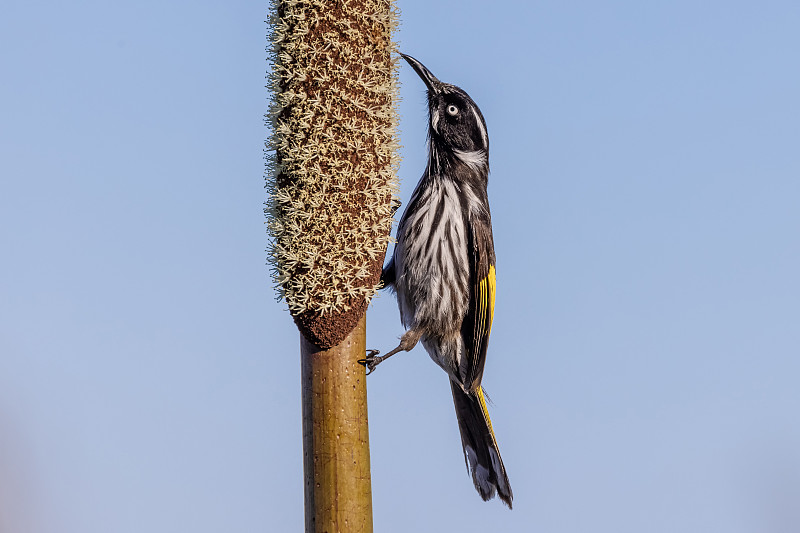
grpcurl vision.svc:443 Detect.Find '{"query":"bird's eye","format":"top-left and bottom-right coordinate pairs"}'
top-left (446, 104), bottom-right (459, 116)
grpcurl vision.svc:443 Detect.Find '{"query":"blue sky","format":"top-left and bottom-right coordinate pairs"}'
top-left (2, 1), bottom-right (800, 532)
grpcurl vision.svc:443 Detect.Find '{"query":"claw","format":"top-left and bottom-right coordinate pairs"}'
top-left (390, 198), bottom-right (402, 217)
top-left (358, 349), bottom-right (382, 375)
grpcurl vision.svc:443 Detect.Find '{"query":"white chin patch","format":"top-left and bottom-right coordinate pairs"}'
top-left (453, 149), bottom-right (487, 171)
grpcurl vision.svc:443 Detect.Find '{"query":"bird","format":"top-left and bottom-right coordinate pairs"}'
top-left (360, 53), bottom-right (512, 508)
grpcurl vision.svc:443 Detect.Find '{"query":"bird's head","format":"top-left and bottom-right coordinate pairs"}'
top-left (401, 53), bottom-right (489, 158)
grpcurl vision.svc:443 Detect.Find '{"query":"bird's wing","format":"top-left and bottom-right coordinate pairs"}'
top-left (460, 214), bottom-right (496, 390)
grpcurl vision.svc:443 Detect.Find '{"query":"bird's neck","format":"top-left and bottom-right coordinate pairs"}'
top-left (427, 142), bottom-right (489, 184)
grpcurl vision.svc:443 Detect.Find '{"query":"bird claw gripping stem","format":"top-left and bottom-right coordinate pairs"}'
top-left (358, 350), bottom-right (383, 375)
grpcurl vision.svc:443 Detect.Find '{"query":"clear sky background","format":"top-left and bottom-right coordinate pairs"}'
top-left (2, 1), bottom-right (799, 532)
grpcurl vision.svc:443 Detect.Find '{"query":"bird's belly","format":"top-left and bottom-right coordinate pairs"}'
top-left (393, 185), bottom-right (470, 373)
top-left (396, 259), bottom-right (467, 377)
top-left (398, 260), bottom-right (467, 331)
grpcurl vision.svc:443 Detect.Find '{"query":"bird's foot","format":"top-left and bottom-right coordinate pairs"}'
top-left (358, 349), bottom-right (384, 375)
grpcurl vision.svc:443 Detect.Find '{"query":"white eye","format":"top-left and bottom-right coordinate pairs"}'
top-left (446, 104), bottom-right (459, 116)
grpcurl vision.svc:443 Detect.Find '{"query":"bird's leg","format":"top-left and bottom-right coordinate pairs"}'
top-left (360, 328), bottom-right (423, 375)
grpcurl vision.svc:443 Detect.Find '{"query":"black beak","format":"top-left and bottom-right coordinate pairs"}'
top-left (401, 53), bottom-right (442, 94)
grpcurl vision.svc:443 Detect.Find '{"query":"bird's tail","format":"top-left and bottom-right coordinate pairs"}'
top-left (450, 381), bottom-right (513, 508)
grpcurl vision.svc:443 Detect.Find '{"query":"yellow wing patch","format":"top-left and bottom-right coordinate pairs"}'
top-left (476, 385), bottom-right (497, 441)
top-left (464, 264), bottom-right (495, 389)
top-left (477, 264), bottom-right (496, 339)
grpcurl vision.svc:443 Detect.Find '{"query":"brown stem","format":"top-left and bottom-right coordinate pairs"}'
top-left (301, 313), bottom-right (372, 533)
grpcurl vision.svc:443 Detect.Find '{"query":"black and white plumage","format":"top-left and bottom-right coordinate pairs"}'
top-left (362, 54), bottom-right (512, 508)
